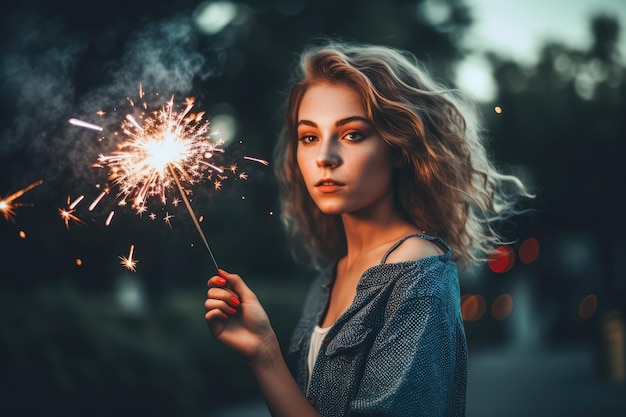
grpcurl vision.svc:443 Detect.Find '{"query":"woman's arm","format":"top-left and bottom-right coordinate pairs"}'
top-left (205, 269), bottom-right (321, 417)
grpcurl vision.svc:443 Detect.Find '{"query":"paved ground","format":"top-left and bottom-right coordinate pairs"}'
top-left (465, 343), bottom-right (626, 417)
top-left (212, 342), bottom-right (626, 417)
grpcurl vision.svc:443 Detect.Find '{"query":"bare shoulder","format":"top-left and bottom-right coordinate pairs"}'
top-left (384, 235), bottom-right (445, 264)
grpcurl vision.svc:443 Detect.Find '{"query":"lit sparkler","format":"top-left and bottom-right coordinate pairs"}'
top-left (69, 85), bottom-right (270, 272)
top-left (0, 180), bottom-right (43, 222)
top-left (96, 96), bottom-right (221, 208)
top-left (78, 92), bottom-right (222, 271)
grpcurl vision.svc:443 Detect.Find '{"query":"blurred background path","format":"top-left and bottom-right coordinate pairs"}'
top-left (213, 343), bottom-right (626, 417)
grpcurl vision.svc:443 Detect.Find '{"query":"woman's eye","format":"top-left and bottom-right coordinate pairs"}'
top-left (343, 132), bottom-right (364, 141)
top-left (298, 135), bottom-right (317, 143)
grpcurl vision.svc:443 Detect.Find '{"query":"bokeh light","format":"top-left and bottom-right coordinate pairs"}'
top-left (491, 293), bottom-right (514, 320)
top-left (75, 258), bottom-right (83, 267)
top-left (194, 1), bottom-right (238, 35)
top-left (494, 106), bottom-right (503, 113)
top-left (519, 237), bottom-right (540, 264)
top-left (454, 53), bottom-right (497, 102)
top-left (461, 293), bottom-right (487, 321)
top-left (18, 230), bottom-right (26, 239)
top-left (488, 245), bottom-right (515, 273)
top-left (210, 113), bottom-right (237, 147)
top-left (579, 294), bottom-right (598, 319)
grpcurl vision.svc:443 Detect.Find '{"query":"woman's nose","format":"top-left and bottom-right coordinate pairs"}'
top-left (315, 140), bottom-right (341, 168)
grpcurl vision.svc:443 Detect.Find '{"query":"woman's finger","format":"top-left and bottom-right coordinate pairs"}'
top-left (217, 269), bottom-right (257, 301)
top-left (207, 274), bottom-right (228, 288)
top-left (207, 286), bottom-right (239, 305)
top-left (205, 308), bottom-right (229, 323)
top-left (207, 274), bottom-right (241, 306)
top-left (204, 298), bottom-right (238, 316)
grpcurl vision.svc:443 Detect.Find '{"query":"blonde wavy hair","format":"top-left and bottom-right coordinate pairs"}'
top-left (274, 40), bottom-right (532, 270)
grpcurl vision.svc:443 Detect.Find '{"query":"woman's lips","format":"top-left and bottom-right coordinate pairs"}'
top-left (315, 179), bottom-right (345, 193)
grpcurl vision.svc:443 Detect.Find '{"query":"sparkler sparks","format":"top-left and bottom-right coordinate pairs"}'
top-left (119, 244), bottom-right (138, 272)
top-left (243, 156), bottom-right (269, 166)
top-left (68, 118), bottom-right (103, 132)
top-left (68, 84), bottom-right (270, 272)
top-left (96, 95), bottom-right (222, 209)
top-left (71, 89), bottom-right (224, 271)
top-left (59, 195), bottom-right (86, 229)
top-left (105, 211), bottom-right (115, 226)
top-left (0, 180), bottom-right (43, 222)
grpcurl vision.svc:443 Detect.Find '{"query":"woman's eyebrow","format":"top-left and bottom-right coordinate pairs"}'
top-left (297, 116), bottom-right (370, 128)
top-left (335, 116), bottom-right (370, 127)
top-left (297, 119), bottom-right (317, 127)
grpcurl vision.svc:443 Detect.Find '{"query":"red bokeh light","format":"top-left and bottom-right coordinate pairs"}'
top-left (519, 237), bottom-right (540, 264)
top-left (488, 245), bottom-right (515, 273)
top-left (491, 293), bottom-right (513, 320)
top-left (461, 294), bottom-right (487, 321)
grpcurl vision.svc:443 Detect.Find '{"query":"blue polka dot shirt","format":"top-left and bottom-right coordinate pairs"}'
top-left (287, 234), bottom-right (467, 417)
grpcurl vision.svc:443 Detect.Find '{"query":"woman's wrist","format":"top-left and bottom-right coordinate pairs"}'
top-left (247, 332), bottom-right (282, 371)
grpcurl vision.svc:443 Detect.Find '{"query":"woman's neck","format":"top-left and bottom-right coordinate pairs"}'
top-left (340, 204), bottom-right (419, 267)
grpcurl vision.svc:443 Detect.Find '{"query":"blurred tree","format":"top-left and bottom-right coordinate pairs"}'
top-left (486, 14), bottom-right (626, 341)
top-left (0, 0), bottom-right (476, 289)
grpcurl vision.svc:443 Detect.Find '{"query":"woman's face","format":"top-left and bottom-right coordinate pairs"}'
top-left (296, 82), bottom-right (395, 216)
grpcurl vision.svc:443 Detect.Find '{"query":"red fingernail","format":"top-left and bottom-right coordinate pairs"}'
top-left (230, 297), bottom-right (240, 306)
top-left (218, 269), bottom-right (229, 276)
top-left (228, 307), bottom-right (237, 314)
top-left (222, 313), bottom-right (229, 319)
top-left (215, 277), bottom-right (226, 285)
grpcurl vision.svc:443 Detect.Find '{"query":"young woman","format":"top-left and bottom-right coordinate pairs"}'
top-left (204, 40), bottom-right (531, 417)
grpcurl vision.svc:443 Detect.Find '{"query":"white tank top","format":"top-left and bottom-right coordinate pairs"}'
top-left (306, 324), bottom-right (331, 394)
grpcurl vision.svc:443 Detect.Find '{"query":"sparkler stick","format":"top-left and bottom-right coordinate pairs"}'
top-left (167, 163), bottom-right (219, 272)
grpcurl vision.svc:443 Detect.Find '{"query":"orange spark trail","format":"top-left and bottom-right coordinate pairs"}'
top-left (0, 180), bottom-right (43, 221)
top-left (68, 118), bottom-right (103, 131)
top-left (244, 156), bottom-right (269, 166)
top-left (119, 244), bottom-right (138, 272)
top-left (89, 191), bottom-right (107, 211)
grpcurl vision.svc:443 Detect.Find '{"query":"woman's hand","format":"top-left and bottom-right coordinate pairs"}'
top-left (205, 269), bottom-right (278, 364)
top-left (206, 270), bottom-right (321, 417)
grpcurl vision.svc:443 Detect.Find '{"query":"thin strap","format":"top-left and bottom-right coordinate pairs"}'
top-left (381, 233), bottom-right (429, 264)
